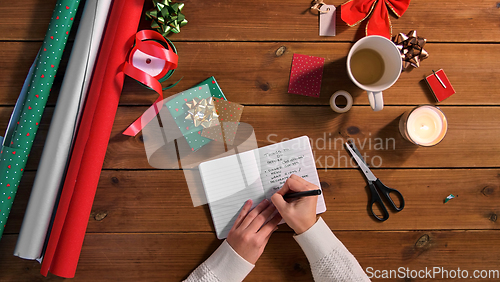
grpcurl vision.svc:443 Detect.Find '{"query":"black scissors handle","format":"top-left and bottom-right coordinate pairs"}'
top-left (368, 182), bottom-right (390, 221)
top-left (369, 179), bottom-right (405, 221)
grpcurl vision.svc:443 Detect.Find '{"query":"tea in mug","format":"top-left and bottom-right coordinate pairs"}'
top-left (350, 48), bottom-right (385, 85)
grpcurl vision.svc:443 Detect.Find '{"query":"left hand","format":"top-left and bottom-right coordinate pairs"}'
top-left (226, 199), bottom-right (282, 264)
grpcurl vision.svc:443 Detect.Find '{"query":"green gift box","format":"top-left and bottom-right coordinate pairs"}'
top-left (165, 77), bottom-right (227, 151)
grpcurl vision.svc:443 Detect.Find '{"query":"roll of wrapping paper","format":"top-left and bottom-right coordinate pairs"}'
top-left (0, 0), bottom-right (81, 239)
top-left (40, 0), bottom-right (145, 277)
top-left (14, 0), bottom-right (112, 261)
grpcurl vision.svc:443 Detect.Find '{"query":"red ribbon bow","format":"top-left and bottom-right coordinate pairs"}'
top-left (341, 0), bottom-right (411, 39)
top-left (122, 30), bottom-right (178, 136)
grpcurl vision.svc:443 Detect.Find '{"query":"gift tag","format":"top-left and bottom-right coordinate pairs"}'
top-left (319, 5), bottom-right (336, 36)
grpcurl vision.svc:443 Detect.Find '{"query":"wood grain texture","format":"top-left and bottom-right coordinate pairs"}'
top-left (68, 168), bottom-right (500, 233)
top-left (103, 106), bottom-right (500, 169)
top-left (1, 42), bottom-right (499, 106)
top-left (4, 169), bottom-right (499, 234)
top-left (0, 0), bottom-right (59, 41)
top-left (1, 0), bottom-right (499, 281)
top-left (1, 231), bottom-right (500, 281)
top-left (141, 0), bottom-right (500, 43)
top-left (0, 42), bottom-right (65, 106)
top-left (2, 1), bottom-right (499, 42)
top-left (0, 105), bottom-right (498, 170)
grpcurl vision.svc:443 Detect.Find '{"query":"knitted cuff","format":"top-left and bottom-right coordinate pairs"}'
top-left (204, 240), bottom-right (255, 282)
top-left (293, 217), bottom-right (347, 264)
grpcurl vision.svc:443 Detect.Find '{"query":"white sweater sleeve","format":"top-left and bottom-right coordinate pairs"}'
top-left (294, 217), bottom-right (371, 282)
top-left (183, 240), bottom-right (255, 282)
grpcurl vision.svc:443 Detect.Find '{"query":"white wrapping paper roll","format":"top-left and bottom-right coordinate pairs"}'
top-left (14, 0), bottom-right (112, 261)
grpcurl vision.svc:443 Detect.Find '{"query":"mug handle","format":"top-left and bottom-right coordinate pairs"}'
top-left (367, 91), bottom-right (384, 111)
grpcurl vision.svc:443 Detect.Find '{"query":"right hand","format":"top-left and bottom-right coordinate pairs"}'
top-left (271, 174), bottom-right (319, 234)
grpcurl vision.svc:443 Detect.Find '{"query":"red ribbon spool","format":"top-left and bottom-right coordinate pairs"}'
top-left (122, 30), bottom-right (178, 136)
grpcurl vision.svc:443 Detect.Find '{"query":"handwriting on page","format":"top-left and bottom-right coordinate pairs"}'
top-left (258, 140), bottom-right (317, 199)
top-left (199, 136), bottom-right (325, 239)
top-left (263, 152), bottom-right (306, 184)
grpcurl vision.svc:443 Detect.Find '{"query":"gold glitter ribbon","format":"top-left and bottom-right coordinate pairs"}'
top-left (393, 30), bottom-right (429, 71)
top-left (185, 97), bottom-right (219, 128)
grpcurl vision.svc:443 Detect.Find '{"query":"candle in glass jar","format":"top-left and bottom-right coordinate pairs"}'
top-left (399, 105), bottom-right (448, 146)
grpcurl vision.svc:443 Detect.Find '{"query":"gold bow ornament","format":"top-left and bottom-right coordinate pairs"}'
top-left (393, 30), bottom-right (429, 71)
top-left (185, 97), bottom-right (219, 128)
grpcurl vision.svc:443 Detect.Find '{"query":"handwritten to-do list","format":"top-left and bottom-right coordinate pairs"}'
top-left (199, 136), bottom-right (326, 239)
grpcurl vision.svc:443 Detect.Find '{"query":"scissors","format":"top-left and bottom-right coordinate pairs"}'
top-left (345, 141), bottom-right (405, 221)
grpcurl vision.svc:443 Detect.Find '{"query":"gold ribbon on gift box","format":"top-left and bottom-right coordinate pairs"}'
top-left (393, 30), bottom-right (429, 71)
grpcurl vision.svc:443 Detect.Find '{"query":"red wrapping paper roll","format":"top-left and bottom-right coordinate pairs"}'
top-left (40, 0), bottom-right (145, 277)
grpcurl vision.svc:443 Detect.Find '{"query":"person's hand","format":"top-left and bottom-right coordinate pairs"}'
top-left (271, 174), bottom-right (318, 234)
top-left (226, 199), bottom-right (282, 264)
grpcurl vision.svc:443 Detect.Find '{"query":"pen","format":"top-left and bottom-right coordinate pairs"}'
top-left (283, 189), bottom-right (322, 199)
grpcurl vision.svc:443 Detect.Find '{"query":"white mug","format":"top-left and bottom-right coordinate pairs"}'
top-left (347, 35), bottom-right (402, 111)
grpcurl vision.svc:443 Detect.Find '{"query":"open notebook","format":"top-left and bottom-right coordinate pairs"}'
top-left (199, 136), bottom-right (327, 239)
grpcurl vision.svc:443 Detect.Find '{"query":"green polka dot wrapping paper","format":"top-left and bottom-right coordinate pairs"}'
top-left (194, 76), bottom-right (227, 101)
top-left (14, 0), bottom-right (112, 261)
top-left (0, 0), bottom-right (81, 239)
top-left (0, 147), bottom-right (29, 229)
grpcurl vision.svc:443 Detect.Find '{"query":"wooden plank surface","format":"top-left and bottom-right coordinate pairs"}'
top-left (0, 0), bottom-right (499, 281)
top-left (1, 105), bottom-right (499, 170)
top-left (1, 42), bottom-right (500, 106)
top-left (1, 105), bottom-right (498, 170)
top-left (106, 106), bottom-right (500, 169)
top-left (2, 0), bottom-right (499, 42)
top-left (4, 169), bottom-right (499, 235)
top-left (172, 0), bottom-right (500, 43)
top-left (1, 231), bottom-right (499, 281)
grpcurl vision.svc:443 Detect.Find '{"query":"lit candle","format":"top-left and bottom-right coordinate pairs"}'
top-left (399, 105), bottom-right (448, 146)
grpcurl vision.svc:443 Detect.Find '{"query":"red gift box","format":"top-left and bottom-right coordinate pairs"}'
top-left (425, 69), bottom-right (456, 102)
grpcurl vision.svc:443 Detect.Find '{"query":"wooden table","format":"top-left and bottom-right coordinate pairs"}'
top-left (1, 0), bottom-right (500, 281)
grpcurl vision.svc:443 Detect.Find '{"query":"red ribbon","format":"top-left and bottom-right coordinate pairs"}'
top-left (122, 30), bottom-right (178, 136)
top-left (341, 0), bottom-right (410, 39)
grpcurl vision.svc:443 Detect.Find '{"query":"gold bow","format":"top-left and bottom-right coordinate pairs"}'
top-left (393, 30), bottom-right (429, 71)
top-left (185, 97), bottom-right (219, 128)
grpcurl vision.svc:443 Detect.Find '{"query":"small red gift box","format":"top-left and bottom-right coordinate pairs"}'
top-left (425, 69), bottom-right (456, 102)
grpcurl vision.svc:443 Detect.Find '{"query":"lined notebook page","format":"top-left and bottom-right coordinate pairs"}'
top-left (257, 136), bottom-right (327, 213)
top-left (199, 136), bottom-right (326, 239)
top-left (199, 149), bottom-right (265, 239)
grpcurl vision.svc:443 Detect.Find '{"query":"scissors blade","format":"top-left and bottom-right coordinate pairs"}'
top-left (345, 142), bottom-right (377, 182)
top-left (346, 140), bottom-right (365, 165)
